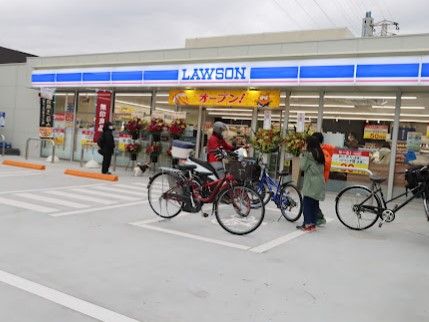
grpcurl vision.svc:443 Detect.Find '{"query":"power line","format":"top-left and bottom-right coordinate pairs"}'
top-left (333, 0), bottom-right (361, 35)
top-left (292, 0), bottom-right (318, 28)
top-left (271, 0), bottom-right (303, 29)
top-left (379, 0), bottom-right (395, 20)
top-left (311, 0), bottom-right (337, 27)
top-left (368, 0), bottom-right (387, 19)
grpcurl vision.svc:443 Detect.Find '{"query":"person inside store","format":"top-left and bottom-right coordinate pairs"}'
top-left (207, 121), bottom-right (234, 176)
top-left (372, 141), bottom-right (391, 165)
top-left (296, 135), bottom-right (326, 232)
top-left (345, 132), bottom-right (359, 149)
top-left (312, 132), bottom-right (335, 226)
top-left (97, 121), bottom-right (115, 174)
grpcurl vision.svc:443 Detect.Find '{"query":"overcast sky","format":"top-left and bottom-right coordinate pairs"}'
top-left (1, 0), bottom-right (428, 56)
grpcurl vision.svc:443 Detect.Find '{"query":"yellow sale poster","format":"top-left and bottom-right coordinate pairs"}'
top-left (169, 89), bottom-right (280, 108)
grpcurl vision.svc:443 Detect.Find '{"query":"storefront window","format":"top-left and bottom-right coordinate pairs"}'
top-left (41, 92), bottom-right (75, 160)
top-left (73, 92), bottom-right (99, 163)
top-left (113, 92), bottom-right (152, 167)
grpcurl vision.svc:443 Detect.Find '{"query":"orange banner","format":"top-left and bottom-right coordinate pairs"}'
top-left (169, 89), bottom-right (280, 108)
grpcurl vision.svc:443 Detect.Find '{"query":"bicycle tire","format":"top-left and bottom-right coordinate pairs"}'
top-left (215, 186), bottom-right (265, 235)
top-left (279, 183), bottom-right (303, 222)
top-left (335, 185), bottom-right (381, 230)
top-left (423, 190), bottom-right (429, 221)
top-left (148, 172), bottom-right (183, 219)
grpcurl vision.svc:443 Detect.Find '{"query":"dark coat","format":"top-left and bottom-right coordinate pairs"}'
top-left (97, 127), bottom-right (115, 155)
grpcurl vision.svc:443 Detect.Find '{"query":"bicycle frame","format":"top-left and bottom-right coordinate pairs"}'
top-left (258, 168), bottom-right (283, 199)
top-left (354, 181), bottom-right (426, 215)
top-left (194, 173), bottom-right (235, 204)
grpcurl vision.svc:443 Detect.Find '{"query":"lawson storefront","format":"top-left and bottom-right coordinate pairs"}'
top-left (31, 53), bottom-right (429, 197)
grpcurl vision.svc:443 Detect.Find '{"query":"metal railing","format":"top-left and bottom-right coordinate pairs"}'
top-left (25, 137), bottom-right (56, 163)
top-left (0, 134), bottom-right (5, 156)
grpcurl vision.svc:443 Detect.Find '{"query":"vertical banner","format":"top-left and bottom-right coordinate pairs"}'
top-left (93, 91), bottom-right (112, 143)
top-left (0, 112), bottom-right (5, 128)
top-left (39, 97), bottom-right (55, 138)
top-left (297, 112), bottom-right (305, 133)
top-left (263, 110), bottom-right (271, 130)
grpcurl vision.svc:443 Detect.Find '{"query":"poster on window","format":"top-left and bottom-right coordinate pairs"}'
top-left (331, 149), bottom-right (370, 174)
top-left (39, 97), bottom-right (55, 138)
top-left (53, 128), bottom-right (65, 145)
top-left (0, 112), bottom-right (5, 128)
top-left (363, 125), bottom-right (388, 140)
top-left (93, 91), bottom-right (112, 142)
top-left (80, 130), bottom-right (94, 145)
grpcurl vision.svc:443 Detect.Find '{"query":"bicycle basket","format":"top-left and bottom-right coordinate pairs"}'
top-left (405, 167), bottom-right (429, 194)
top-left (225, 158), bottom-right (261, 184)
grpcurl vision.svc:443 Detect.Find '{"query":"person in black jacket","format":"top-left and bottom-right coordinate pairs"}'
top-left (97, 121), bottom-right (115, 174)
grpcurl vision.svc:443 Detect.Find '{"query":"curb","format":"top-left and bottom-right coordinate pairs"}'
top-left (64, 169), bottom-right (118, 181)
top-left (2, 160), bottom-right (46, 170)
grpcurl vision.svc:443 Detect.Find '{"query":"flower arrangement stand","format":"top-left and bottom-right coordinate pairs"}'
top-left (291, 156), bottom-right (302, 186)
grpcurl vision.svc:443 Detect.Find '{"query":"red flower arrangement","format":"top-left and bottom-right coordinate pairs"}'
top-left (145, 143), bottom-right (161, 156)
top-left (148, 118), bottom-right (165, 134)
top-left (125, 143), bottom-right (142, 154)
top-left (169, 119), bottom-right (187, 137)
top-left (125, 118), bottom-right (146, 138)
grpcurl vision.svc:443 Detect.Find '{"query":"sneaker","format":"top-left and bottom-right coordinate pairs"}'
top-left (316, 217), bottom-right (327, 226)
top-left (296, 224), bottom-right (316, 232)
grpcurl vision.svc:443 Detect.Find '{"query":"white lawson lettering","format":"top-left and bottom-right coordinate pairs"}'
top-left (181, 67), bottom-right (247, 81)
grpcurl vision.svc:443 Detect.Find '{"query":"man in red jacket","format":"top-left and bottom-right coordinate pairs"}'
top-left (207, 122), bottom-right (233, 176)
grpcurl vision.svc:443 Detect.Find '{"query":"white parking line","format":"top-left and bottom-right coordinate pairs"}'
top-left (114, 184), bottom-right (147, 192)
top-left (71, 189), bottom-right (138, 201)
top-left (91, 186), bottom-right (145, 197)
top-left (249, 217), bottom-right (334, 253)
top-left (131, 222), bottom-right (250, 250)
top-left (44, 190), bottom-right (116, 205)
top-left (0, 173), bottom-right (42, 178)
top-left (0, 196), bottom-right (58, 213)
top-left (50, 200), bottom-right (148, 217)
top-left (16, 193), bottom-right (89, 209)
top-left (0, 269), bottom-right (141, 322)
top-left (0, 183), bottom-right (105, 195)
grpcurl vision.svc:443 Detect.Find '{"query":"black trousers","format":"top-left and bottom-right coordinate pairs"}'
top-left (303, 196), bottom-right (318, 225)
top-left (102, 152), bottom-right (112, 174)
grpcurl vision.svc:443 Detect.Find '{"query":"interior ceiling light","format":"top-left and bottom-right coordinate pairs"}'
top-left (206, 108), bottom-right (252, 112)
top-left (290, 103), bottom-right (354, 108)
top-left (115, 93), bottom-right (152, 97)
top-left (155, 107), bottom-right (176, 113)
top-left (372, 105), bottom-right (425, 110)
top-left (290, 95), bottom-right (319, 99)
top-left (115, 100), bottom-right (150, 109)
top-left (325, 95), bottom-right (417, 100)
top-left (156, 100), bottom-right (169, 104)
top-left (156, 93), bottom-right (169, 97)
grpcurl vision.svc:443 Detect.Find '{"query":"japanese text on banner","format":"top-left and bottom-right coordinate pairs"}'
top-left (169, 89), bottom-right (280, 108)
top-left (93, 91), bottom-right (112, 143)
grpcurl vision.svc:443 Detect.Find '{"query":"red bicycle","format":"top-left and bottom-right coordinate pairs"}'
top-left (147, 151), bottom-right (265, 235)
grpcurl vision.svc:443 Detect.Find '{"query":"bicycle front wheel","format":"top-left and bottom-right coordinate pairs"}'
top-left (215, 186), bottom-right (265, 235)
top-left (423, 190), bottom-right (429, 221)
top-left (148, 172), bottom-right (183, 219)
top-left (335, 186), bottom-right (381, 230)
top-left (280, 183), bottom-right (303, 222)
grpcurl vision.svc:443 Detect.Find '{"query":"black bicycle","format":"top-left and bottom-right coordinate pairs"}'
top-left (335, 166), bottom-right (429, 230)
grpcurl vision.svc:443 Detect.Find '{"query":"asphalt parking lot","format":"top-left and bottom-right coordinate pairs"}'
top-left (0, 157), bottom-right (428, 322)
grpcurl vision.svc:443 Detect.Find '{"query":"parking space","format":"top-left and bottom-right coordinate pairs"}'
top-left (0, 159), bottom-right (428, 322)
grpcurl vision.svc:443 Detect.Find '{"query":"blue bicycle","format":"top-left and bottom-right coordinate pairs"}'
top-left (253, 159), bottom-right (303, 222)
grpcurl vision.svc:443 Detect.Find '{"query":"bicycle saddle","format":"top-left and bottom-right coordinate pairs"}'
top-left (176, 164), bottom-right (197, 171)
top-left (277, 170), bottom-right (289, 177)
top-left (369, 174), bottom-right (386, 183)
top-left (189, 157), bottom-right (220, 179)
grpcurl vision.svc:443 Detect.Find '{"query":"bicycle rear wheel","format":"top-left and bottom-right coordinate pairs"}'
top-left (279, 183), bottom-right (303, 222)
top-left (215, 186), bottom-right (265, 235)
top-left (423, 190), bottom-right (429, 221)
top-left (148, 172), bottom-right (183, 219)
top-left (335, 186), bottom-right (381, 230)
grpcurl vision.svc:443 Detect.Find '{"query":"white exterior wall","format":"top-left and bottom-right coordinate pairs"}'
top-left (0, 63), bottom-right (39, 155)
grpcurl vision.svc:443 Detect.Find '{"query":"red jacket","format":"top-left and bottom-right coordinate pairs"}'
top-left (207, 133), bottom-right (233, 163)
top-left (322, 144), bottom-right (335, 182)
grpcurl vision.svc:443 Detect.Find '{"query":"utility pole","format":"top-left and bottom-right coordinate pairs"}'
top-left (361, 11), bottom-right (374, 37)
top-left (361, 11), bottom-right (399, 38)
